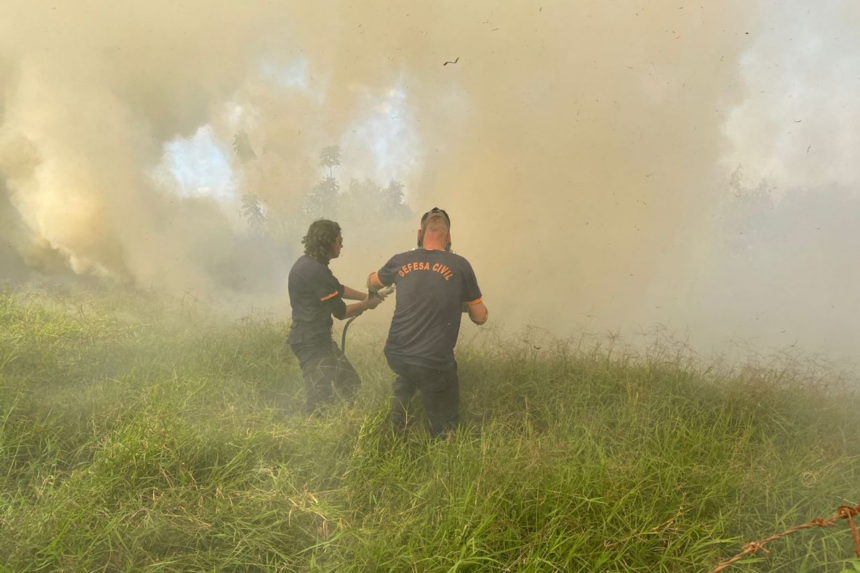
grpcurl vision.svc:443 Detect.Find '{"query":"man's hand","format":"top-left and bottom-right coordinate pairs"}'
top-left (365, 295), bottom-right (382, 310)
top-left (344, 295), bottom-right (381, 319)
top-left (372, 285), bottom-right (395, 301)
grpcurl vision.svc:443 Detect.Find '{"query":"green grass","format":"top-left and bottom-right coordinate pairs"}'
top-left (1, 284), bottom-right (859, 572)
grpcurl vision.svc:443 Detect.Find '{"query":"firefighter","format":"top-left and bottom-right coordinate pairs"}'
top-left (367, 208), bottom-right (488, 436)
top-left (287, 219), bottom-right (383, 415)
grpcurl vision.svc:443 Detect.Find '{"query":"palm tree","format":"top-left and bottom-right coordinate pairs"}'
top-left (232, 131), bottom-right (257, 163)
top-left (319, 146), bottom-right (341, 179)
top-left (241, 193), bottom-right (268, 238)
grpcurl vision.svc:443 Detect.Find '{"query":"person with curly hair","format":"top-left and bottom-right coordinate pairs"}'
top-left (288, 219), bottom-right (383, 415)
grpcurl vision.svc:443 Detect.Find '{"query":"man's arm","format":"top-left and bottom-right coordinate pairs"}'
top-left (341, 296), bottom-right (381, 319)
top-left (369, 254), bottom-right (401, 294)
top-left (319, 274), bottom-right (380, 319)
top-left (342, 286), bottom-right (369, 301)
top-left (367, 271), bottom-right (386, 292)
top-left (465, 299), bottom-right (488, 325)
top-left (460, 258), bottom-right (486, 326)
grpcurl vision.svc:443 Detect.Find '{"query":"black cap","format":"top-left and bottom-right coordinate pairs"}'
top-left (420, 207), bottom-right (450, 230)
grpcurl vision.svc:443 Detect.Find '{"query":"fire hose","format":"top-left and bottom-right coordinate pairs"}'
top-left (341, 285), bottom-right (394, 353)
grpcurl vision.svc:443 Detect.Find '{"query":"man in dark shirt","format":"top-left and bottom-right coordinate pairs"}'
top-left (367, 208), bottom-right (488, 436)
top-left (288, 220), bottom-right (383, 415)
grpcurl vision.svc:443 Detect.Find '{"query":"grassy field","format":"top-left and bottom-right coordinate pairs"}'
top-left (1, 284), bottom-right (859, 572)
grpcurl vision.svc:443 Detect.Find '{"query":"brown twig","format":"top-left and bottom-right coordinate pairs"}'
top-left (707, 502), bottom-right (860, 573)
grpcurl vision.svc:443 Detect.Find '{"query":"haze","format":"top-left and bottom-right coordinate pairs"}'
top-left (1, 0), bottom-right (858, 359)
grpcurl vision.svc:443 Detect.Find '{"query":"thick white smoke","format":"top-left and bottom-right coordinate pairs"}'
top-left (1, 0), bottom-right (858, 359)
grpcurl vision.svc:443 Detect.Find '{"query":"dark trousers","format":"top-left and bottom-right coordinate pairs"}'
top-left (290, 336), bottom-right (360, 415)
top-left (387, 357), bottom-right (459, 437)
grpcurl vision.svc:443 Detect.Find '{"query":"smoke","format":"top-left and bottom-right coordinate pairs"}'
top-left (1, 0), bottom-right (858, 358)
top-left (723, 0), bottom-right (860, 194)
top-left (0, 1), bottom-right (296, 299)
top-left (679, 0), bottom-right (860, 358)
top-left (291, 0), bottom-right (758, 341)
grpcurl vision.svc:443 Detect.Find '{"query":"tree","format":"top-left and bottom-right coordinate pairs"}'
top-left (319, 146), bottom-right (341, 179)
top-left (241, 193), bottom-right (268, 238)
top-left (301, 177), bottom-right (339, 221)
top-left (344, 177), bottom-right (383, 222)
top-left (232, 131), bottom-right (257, 163)
top-left (300, 146), bottom-right (344, 220)
top-left (381, 179), bottom-right (410, 219)
top-left (724, 166), bottom-right (773, 255)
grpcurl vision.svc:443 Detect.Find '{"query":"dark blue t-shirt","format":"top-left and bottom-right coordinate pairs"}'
top-left (287, 255), bottom-right (346, 344)
top-left (377, 249), bottom-right (482, 369)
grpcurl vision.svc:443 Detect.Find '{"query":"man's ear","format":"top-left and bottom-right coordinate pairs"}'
top-left (417, 229), bottom-right (424, 248)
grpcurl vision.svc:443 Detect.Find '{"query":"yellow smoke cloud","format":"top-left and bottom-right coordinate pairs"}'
top-left (4, 0), bottom-right (859, 358)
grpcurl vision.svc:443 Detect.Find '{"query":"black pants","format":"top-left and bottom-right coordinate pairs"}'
top-left (290, 335), bottom-right (360, 415)
top-left (387, 357), bottom-right (459, 437)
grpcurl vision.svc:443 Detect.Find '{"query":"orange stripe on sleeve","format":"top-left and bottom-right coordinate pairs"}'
top-left (320, 291), bottom-right (340, 302)
top-left (465, 297), bottom-right (483, 306)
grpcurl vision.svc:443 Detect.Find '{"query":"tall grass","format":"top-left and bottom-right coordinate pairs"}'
top-left (1, 285), bottom-right (858, 572)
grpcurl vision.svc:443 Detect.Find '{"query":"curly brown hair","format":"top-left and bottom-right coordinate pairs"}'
top-left (302, 220), bottom-right (341, 263)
